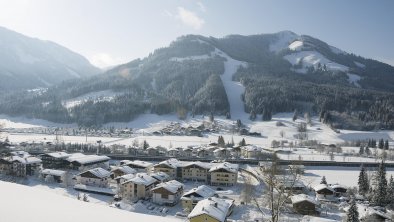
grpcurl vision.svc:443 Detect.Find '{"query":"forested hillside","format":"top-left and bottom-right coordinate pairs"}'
top-left (1, 31), bottom-right (394, 129)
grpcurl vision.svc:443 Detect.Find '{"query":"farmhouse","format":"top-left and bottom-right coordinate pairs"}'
top-left (75, 167), bottom-right (111, 188)
top-left (181, 185), bottom-right (216, 212)
top-left (114, 173), bottom-right (135, 184)
top-left (241, 145), bottom-right (262, 159)
top-left (291, 194), bottom-right (320, 215)
top-left (182, 162), bottom-right (212, 182)
top-left (150, 172), bottom-right (170, 184)
top-left (313, 184), bottom-right (335, 199)
top-left (331, 184), bottom-right (347, 196)
top-left (188, 197), bottom-right (235, 222)
top-left (153, 159), bottom-right (180, 179)
top-left (152, 180), bottom-right (184, 206)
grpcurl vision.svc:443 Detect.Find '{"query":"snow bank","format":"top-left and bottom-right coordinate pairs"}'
top-left (347, 73), bottom-right (361, 87)
top-left (0, 114), bottom-right (76, 128)
top-left (0, 181), bottom-right (180, 222)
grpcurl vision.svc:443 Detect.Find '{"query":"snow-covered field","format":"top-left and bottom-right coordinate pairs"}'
top-left (303, 166), bottom-right (394, 187)
top-left (0, 181), bottom-right (180, 222)
top-left (2, 113), bottom-right (394, 149)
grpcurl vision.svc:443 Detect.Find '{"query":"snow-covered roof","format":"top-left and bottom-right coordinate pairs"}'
top-left (122, 173), bottom-right (156, 186)
top-left (313, 184), bottom-right (334, 192)
top-left (154, 159), bottom-right (180, 169)
top-left (184, 161), bottom-right (212, 169)
top-left (125, 160), bottom-right (153, 168)
top-left (9, 156), bottom-right (42, 164)
top-left (291, 194), bottom-right (319, 205)
top-left (152, 180), bottom-right (184, 193)
top-left (10, 151), bottom-right (31, 158)
top-left (79, 167), bottom-right (111, 178)
top-left (111, 166), bottom-right (136, 175)
top-left (188, 197), bottom-right (234, 222)
top-left (330, 184), bottom-right (347, 190)
top-left (41, 169), bottom-right (66, 177)
top-left (181, 185), bottom-right (216, 200)
top-left (44, 152), bottom-right (71, 159)
top-left (67, 154), bottom-right (110, 165)
top-left (150, 172), bottom-right (170, 182)
top-left (209, 162), bottom-right (238, 174)
top-left (115, 173), bottom-right (135, 181)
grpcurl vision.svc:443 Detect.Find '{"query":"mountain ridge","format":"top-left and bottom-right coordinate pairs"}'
top-left (0, 26), bottom-right (100, 90)
top-left (1, 31), bottom-right (394, 130)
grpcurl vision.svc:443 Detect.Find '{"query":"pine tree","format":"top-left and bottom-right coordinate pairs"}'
top-left (359, 146), bottom-right (364, 155)
top-left (346, 198), bottom-right (359, 222)
top-left (378, 139), bottom-right (384, 149)
top-left (358, 165), bottom-right (369, 195)
top-left (384, 140), bottom-right (389, 150)
top-left (373, 161), bottom-right (387, 206)
top-left (239, 138), bottom-right (246, 146)
top-left (218, 136), bottom-right (225, 148)
top-left (320, 176), bottom-right (327, 185)
top-left (83, 193), bottom-right (89, 202)
top-left (292, 109), bottom-right (298, 122)
top-left (372, 139), bottom-right (377, 148)
top-left (365, 146), bottom-right (371, 156)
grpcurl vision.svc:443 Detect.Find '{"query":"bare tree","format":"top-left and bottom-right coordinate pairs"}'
top-left (261, 155), bottom-right (303, 222)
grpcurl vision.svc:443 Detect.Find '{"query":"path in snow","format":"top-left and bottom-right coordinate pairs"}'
top-left (215, 49), bottom-right (249, 120)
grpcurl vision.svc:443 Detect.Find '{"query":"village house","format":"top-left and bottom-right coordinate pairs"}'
top-left (152, 180), bottom-right (184, 206)
top-left (313, 184), bottom-right (335, 200)
top-left (146, 147), bottom-right (159, 156)
top-left (41, 169), bottom-right (67, 184)
top-left (75, 167), bottom-right (111, 188)
top-left (153, 159), bottom-right (180, 179)
top-left (122, 160), bottom-right (153, 173)
top-left (291, 194), bottom-right (320, 215)
top-left (188, 197), bottom-right (235, 222)
top-left (111, 165), bottom-right (136, 179)
top-left (213, 148), bottom-right (231, 159)
top-left (0, 158), bottom-right (12, 175)
top-left (66, 153), bottom-right (110, 171)
top-left (197, 149), bottom-right (211, 158)
top-left (182, 147), bottom-right (194, 157)
top-left (120, 173), bottom-right (157, 201)
top-left (114, 173), bottom-right (135, 184)
top-left (181, 185), bottom-right (216, 212)
top-left (39, 152), bottom-right (71, 169)
top-left (331, 184), bottom-right (347, 196)
top-left (4, 155), bottom-right (42, 177)
top-left (182, 162), bottom-right (212, 182)
top-left (360, 209), bottom-right (391, 222)
top-left (241, 145), bottom-right (262, 159)
top-left (150, 172), bottom-right (170, 184)
top-left (209, 162), bottom-right (238, 186)
top-left (167, 148), bottom-right (179, 157)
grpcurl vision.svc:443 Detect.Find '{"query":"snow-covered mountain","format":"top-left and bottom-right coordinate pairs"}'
top-left (0, 26), bottom-right (100, 90)
top-left (1, 31), bottom-right (394, 129)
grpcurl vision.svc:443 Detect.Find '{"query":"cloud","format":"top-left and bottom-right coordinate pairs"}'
top-left (197, 2), bottom-right (206, 12)
top-left (89, 53), bottom-right (125, 69)
top-left (176, 7), bottom-right (205, 30)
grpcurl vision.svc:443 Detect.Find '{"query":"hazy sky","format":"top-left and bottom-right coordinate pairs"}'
top-left (0, 0), bottom-right (393, 68)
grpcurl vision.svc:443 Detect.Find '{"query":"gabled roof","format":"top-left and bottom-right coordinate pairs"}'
top-left (291, 194), bottom-right (319, 205)
top-left (313, 184), bottom-right (334, 192)
top-left (122, 173), bottom-right (156, 186)
top-left (78, 167), bottom-right (111, 179)
top-left (111, 166), bottom-right (136, 175)
top-left (184, 161), bottom-right (212, 169)
top-left (43, 152), bottom-right (71, 159)
top-left (68, 154), bottom-right (110, 165)
top-left (152, 180), bottom-right (184, 194)
top-left (115, 173), bottom-right (135, 181)
top-left (150, 172), bottom-right (170, 182)
top-left (241, 145), bottom-right (262, 152)
top-left (154, 159), bottom-right (180, 169)
top-left (8, 156), bottom-right (42, 164)
top-left (181, 185), bottom-right (216, 200)
top-left (125, 160), bottom-right (153, 168)
top-left (330, 184), bottom-right (347, 190)
top-left (209, 162), bottom-right (238, 174)
top-left (188, 197), bottom-right (234, 222)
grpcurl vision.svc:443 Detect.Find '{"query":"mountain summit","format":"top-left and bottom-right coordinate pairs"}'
top-left (0, 26), bottom-right (100, 90)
